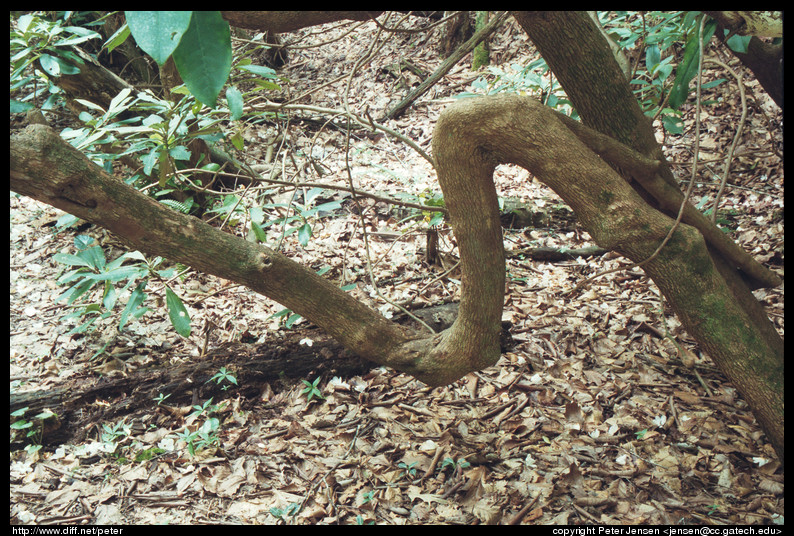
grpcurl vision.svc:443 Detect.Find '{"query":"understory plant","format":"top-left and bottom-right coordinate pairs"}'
top-left (54, 234), bottom-right (191, 337)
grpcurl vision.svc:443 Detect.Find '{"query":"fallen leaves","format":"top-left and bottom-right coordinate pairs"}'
top-left (11, 13), bottom-right (784, 526)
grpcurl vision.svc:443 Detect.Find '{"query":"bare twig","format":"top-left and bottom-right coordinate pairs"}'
top-left (252, 100), bottom-right (434, 166)
top-left (507, 493), bottom-right (541, 525)
top-left (381, 11), bottom-right (511, 121)
top-left (704, 58), bottom-right (748, 224)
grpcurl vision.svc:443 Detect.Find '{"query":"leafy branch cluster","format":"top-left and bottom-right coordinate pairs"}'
top-left (463, 11), bottom-right (758, 135)
top-left (11, 11), bottom-right (453, 339)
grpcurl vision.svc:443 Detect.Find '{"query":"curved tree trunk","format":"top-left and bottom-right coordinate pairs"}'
top-left (512, 11), bottom-right (783, 460)
top-left (10, 12), bottom-right (783, 462)
top-left (512, 11), bottom-right (781, 294)
top-left (12, 90), bottom-right (783, 464)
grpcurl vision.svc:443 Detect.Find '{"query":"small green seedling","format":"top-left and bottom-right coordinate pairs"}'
top-left (398, 461), bottom-right (418, 479)
top-left (153, 392), bottom-right (172, 405)
top-left (10, 407), bottom-right (57, 455)
top-left (175, 417), bottom-right (221, 456)
top-left (188, 397), bottom-right (225, 419)
top-left (301, 377), bottom-right (325, 402)
top-left (355, 515), bottom-right (375, 525)
top-left (440, 457), bottom-right (471, 476)
top-left (270, 502), bottom-right (300, 520)
top-left (207, 367), bottom-right (238, 391)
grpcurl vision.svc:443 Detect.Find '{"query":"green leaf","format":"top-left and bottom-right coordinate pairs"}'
top-left (103, 23), bottom-right (131, 55)
top-left (102, 282), bottom-right (117, 310)
top-left (230, 131), bottom-right (244, 151)
top-left (237, 64), bottom-right (278, 78)
top-left (645, 44), bottom-right (660, 73)
top-left (285, 313), bottom-right (302, 329)
top-left (57, 27), bottom-right (102, 47)
top-left (701, 78), bottom-right (726, 90)
top-left (226, 86), bottom-right (244, 120)
top-left (106, 88), bottom-right (133, 118)
top-left (74, 235), bottom-right (95, 250)
top-left (120, 283), bottom-right (148, 331)
top-left (10, 420), bottom-right (33, 430)
top-left (25, 444), bottom-right (43, 456)
top-left (297, 223), bottom-right (312, 247)
top-left (38, 53), bottom-right (62, 76)
top-left (169, 145), bottom-right (192, 161)
top-left (125, 11), bottom-right (192, 65)
top-left (17, 14), bottom-right (34, 34)
top-left (668, 18), bottom-right (717, 110)
top-left (11, 99), bottom-right (34, 114)
top-left (11, 407), bottom-right (29, 418)
top-left (249, 206), bottom-right (264, 224)
top-left (200, 417), bottom-right (220, 435)
top-left (427, 212), bottom-right (444, 227)
top-left (160, 198), bottom-right (192, 213)
top-left (725, 32), bottom-right (751, 54)
top-left (301, 377), bottom-right (324, 401)
top-left (253, 80), bottom-right (282, 92)
top-left (165, 287), bottom-right (191, 337)
top-left (58, 279), bottom-right (97, 305)
top-left (250, 220), bottom-right (267, 243)
top-left (85, 265), bottom-right (145, 282)
top-left (53, 252), bottom-right (93, 268)
top-left (78, 245), bottom-right (107, 270)
top-left (171, 11), bottom-right (231, 108)
top-left (67, 312), bottom-right (103, 335)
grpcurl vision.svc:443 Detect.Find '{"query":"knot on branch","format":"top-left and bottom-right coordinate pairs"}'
top-left (258, 252), bottom-right (273, 271)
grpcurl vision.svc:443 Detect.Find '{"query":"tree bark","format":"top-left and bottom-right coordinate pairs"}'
top-left (706, 11), bottom-right (783, 109)
top-left (11, 89), bottom-right (783, 462)
top-left (512, 11), bottom-right (783, 461)
top-left (512, 11), bottom-right (780, 290)
top-left (10, 12), bottom-right (784, 461)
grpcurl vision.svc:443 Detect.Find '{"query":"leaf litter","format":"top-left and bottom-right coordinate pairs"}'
top-left (10, 14), bottom-right (783, 525)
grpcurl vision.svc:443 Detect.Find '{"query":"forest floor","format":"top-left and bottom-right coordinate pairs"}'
top-left (10, 13), bottom-right (784, 525)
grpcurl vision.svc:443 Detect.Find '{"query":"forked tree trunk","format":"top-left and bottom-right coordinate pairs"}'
top-left (512, 11), bottom-right (783, 460)
top-left (11, 90), bottom-right (783, 462)
top-left (10, 12), bottom-right (783, 461)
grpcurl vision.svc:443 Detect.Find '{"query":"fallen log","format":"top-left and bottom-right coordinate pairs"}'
top-left (10, 329), bottom-right (371, 447)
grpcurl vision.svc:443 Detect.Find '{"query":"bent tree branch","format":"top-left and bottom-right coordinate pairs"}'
top-left (10, 93), bottom-right (783, 461)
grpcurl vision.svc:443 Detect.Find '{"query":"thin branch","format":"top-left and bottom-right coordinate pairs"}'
top-left (380, 11), bottom-right (511, 121)
top-left (337, 17), bottom-right (437, 335)
top-left (703, 58), bottom-right (748, 224)
top-left (566, 16), bottom-right (709, 296)
top-left (252, 100), bottom-right (434, 166)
